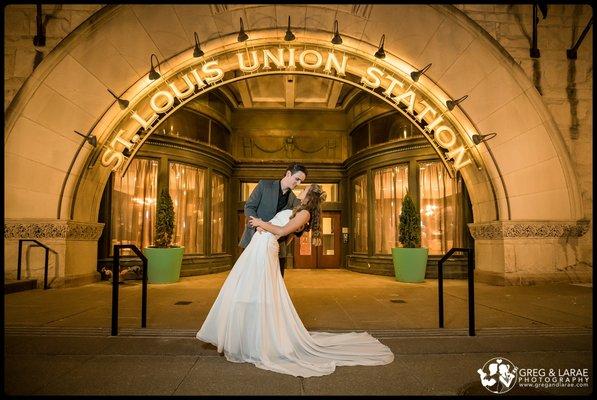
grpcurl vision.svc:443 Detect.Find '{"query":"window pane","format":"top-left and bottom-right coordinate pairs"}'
top-left (155, 109), bottom-right (209, 143)
top-left (373, 164), bottom-right (409, 254)
top-left (241, 182), bottom-right (338, 202)
top-left (419, 161), bottom-right (456, 255)
top-left (351, 123), bottom-right (369, 154)
top-left (291, 183), bottom-right (338, 202)
top-left (321, 217), bottom-right (335, 255)
top-left (111, 158), bottom-right (158, 255)
top-left (210, 120), bottom-right (230, 152)
top-left (211, 172), bottom-right (226, 253)
top-left (241, 182), bottom-right (259, 201)
top-left (169, 162), bottom-right (205, 254)
top-left (370, 115), bottom-right (392, 146)
top-left (353, 174), bottom-right (368, 253)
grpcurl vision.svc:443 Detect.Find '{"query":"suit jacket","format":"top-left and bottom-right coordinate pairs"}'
top-left (239, 179), bottom-right (301, 258)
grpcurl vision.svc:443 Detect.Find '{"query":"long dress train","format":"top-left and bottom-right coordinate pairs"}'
top-left (196, 209), bottom-right (394, 377)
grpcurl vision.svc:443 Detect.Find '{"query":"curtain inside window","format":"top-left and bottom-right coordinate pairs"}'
top-left (374, 164), bottom-right (409, 253)
top-left (419, 161), bottom-right (460, 255)
top-left (211, 172), bottom-right (225, 254)
top-left (111, 158), bottom-right (158, 255)
top-left (353, 174), bottom-right (368, 253)
top-left (169, 162), bottom-right (205, 254)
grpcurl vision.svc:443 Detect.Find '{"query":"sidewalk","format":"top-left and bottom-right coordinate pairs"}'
top-left (3, 269), bottom-right (593, 395)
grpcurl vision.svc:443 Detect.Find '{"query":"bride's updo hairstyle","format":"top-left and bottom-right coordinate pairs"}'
top-left (289, 184), bottom-right (327, 246)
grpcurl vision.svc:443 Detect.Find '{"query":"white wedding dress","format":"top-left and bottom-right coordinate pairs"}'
top-left (196, 209), bottom-right (394, 377)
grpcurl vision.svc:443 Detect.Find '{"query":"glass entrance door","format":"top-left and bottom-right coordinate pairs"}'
top-left (293, 211), bottom-right (341, 268)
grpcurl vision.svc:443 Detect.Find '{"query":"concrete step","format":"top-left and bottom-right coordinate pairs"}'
top-left (4, 279), bottom-right (38, 294)
top-left (4, 325), bottom-right (592, 339)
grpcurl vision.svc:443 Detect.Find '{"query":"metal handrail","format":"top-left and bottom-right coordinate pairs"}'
top-left (438, 247), bottom-right (475, 336)
top-left (112, 244), bottom-right (148, 336)
top-left (17, 239), bottom-right (58, 290)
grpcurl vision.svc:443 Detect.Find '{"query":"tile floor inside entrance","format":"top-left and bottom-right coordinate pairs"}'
top-left (4, 269), bottom-right (592, 331)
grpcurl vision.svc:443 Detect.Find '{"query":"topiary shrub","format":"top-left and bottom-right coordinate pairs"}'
top-left (398, 192), bottom-right (421, 248)
top-left (154, 188), bottom-right (175, 248)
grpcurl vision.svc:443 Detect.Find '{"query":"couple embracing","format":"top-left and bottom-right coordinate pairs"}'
top-left (196, 164), bottom-right (394, 377)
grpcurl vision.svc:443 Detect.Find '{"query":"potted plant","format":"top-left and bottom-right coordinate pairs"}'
top-left (391, 192), bottom-right (428, 283)
top-left (143, 188), bottom-right (184, 283)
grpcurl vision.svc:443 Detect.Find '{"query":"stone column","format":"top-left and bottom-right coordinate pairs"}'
top-left (468, 220), bottom-right (591, 285)
top-left (4, 219), bottom-right (104, 288)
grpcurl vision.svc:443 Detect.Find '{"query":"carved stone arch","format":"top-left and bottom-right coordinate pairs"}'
top-left (5, 4), bottom-right (588, 286)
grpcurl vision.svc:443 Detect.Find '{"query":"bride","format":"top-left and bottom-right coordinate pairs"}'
top-left (196, 184), bottom-right (394, 377)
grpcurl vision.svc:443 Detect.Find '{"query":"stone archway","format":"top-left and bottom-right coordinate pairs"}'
top-left (5, 4), bottom-right (589, 286)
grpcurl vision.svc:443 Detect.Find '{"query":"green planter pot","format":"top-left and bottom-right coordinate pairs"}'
top-left (391, 247), bottom-right (429, 283)
top-left (143, 246), bottom-right (184, 284)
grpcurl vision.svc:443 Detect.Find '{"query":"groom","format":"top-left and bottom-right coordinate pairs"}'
top-left (240, 163), bottom-right (307, 278)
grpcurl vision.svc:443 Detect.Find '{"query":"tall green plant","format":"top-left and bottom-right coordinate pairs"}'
top-left (398, 192), bottom-right (421, 248)
top-left (154, 188), bottom-right (175, 248)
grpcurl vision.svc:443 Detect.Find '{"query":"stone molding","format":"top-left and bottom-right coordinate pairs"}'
top-left (468, 220), bottom-right (590, 240)
top-left (4, 220), bottom-right (104, 241)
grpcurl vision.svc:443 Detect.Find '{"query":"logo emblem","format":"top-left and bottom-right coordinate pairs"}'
top-left (477, 357), bottom-right (518, 394)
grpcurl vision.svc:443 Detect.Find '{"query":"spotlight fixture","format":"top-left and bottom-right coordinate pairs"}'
top-left (148, 53), bottom-right (161, 80)
top-left (193, 32), bottom-right (204, 57)
top-left (107, 88), bottom-right (129, 110)
top-left (331, 20), bottom-right (342, 45)
top-left (73, 130), bottom-right (97, 147)
top-left (446, 95), bottom-right (469, 111)
top-left (238, 17), bottom-right (249, 42)
top-left (284, 16), bottom-right (295, 41)
top-left (410, 63), bottom-right (432, 82)
top-left (472, 132), bottom-right (498, 145)
top-left (374, 34), bottom-right (386, 59)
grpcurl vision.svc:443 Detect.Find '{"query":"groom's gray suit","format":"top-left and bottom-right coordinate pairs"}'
top-left (240, 180), bottom-right (301, 261)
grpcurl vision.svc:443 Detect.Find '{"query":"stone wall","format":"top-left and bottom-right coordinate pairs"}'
top-left (3, 4), bottom-right (592, 282)
top-left (4, 4), bottom-right (104, 110)
top-left (454, 4), bottom-right (593, 268)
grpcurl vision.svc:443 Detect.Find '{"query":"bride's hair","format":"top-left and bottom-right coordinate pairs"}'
top-left (289, 184), bottom-right (327, 246)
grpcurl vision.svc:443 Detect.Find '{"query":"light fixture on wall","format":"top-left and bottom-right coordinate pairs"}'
top-left (446, 95), bottom-right (469, 111)
top-left (284, 16), bottom-right (295, 41)
top-left (193, 32), bottom-right (205, 57)
top-left (331, 20), bottom-right (342, 45)
top-left (148, 53), bottom-right (161, 80)
top-left (107, 88), bottom-right (129, 110)
top-left (472, 132), bottom-right (498, 145)
top-left (238, 17), bottom-right (249, 42)
top-left (374, 34), bottom-right (386, 59)
top-left (566, 16), bottom-right (593, 59)
top-left (410, 63), bottom-right (432, 82)
top-left (73, 130), bottom-right (97, 147)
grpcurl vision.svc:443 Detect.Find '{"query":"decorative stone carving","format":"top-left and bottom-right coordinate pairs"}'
top-left (248, 135), bottom-right (338, 159)
top-left (468, 220), bottom-right (590, 240)
top-left (4, 220), bottom-right (105, 240)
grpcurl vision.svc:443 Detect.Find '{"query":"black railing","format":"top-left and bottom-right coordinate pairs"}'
top-left (17, 239), bottom-right (57, 290)
top-left (112, 245), bottom-right (148, 336)
top-left (438, 247), bottom-right (475, 336)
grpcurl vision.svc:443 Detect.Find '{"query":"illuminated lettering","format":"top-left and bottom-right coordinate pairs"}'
top-left (434, 126), bottom-right (457, 148)
top-left (237, 51), bottom-right (260, 72)
top-left (150, 91), bottom-right (175, 114)
top-left (299, 49), bottom-right (323, 70)
top-left (263, 48), bottom-right (285, 69)
top-left (168, 74), bottom-right (196, 100)
top-left (382, 75), bottom-right (404, 97)
top-left (361, 66), bottom-right (384, 89)
top-left (323, 52), bottom-right (347, 76)
top-left (202, 61), bottom-right (224, 83)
